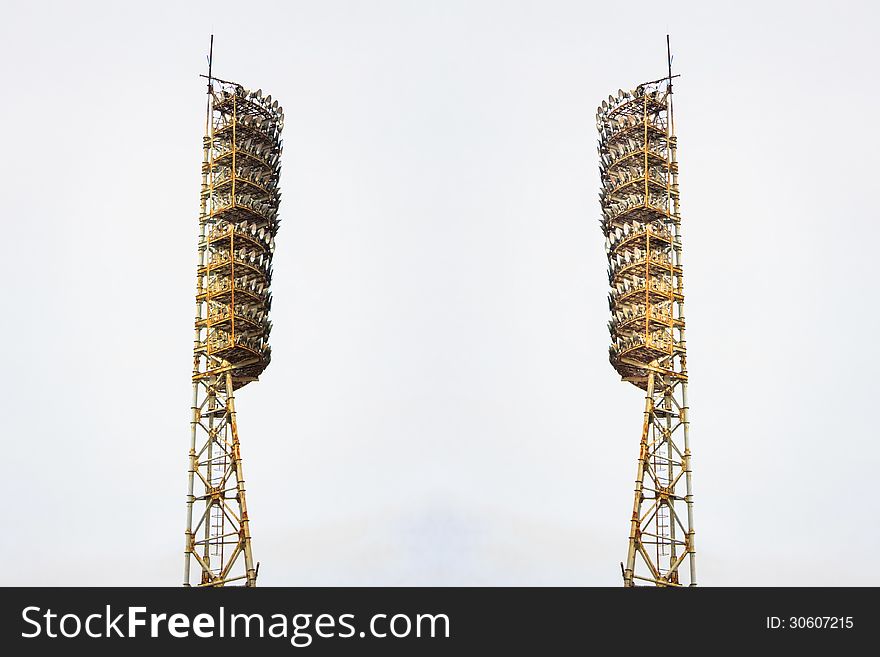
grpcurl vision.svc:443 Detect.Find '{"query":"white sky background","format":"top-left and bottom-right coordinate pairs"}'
top-left (1, 0), bottom-right (877, 586)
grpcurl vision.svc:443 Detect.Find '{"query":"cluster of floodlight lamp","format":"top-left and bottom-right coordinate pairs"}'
top-left (199, 83), bottom-right (284, 387)
top-left (597, 83), bottom-right (682, 387)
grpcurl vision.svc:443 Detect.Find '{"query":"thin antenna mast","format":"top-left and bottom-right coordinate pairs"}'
top-left (207, 34), bottom-right (214, 92)
top-left (666, 34), bottom-right (674, 132)
top-left (204, 35), bottom-right (214, 137)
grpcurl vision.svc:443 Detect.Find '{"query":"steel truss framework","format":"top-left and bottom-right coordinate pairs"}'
top-left (597, 76), bottom-right (696, 586)
top-left (184, 75), bottom-right (284, 587)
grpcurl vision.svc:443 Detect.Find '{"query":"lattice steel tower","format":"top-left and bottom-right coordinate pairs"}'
top-left (597, 47), bottom-right (696, 587)
top-left (184, 44), bottom-right (284, 586)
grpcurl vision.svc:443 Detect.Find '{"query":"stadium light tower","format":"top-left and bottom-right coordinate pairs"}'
top-left (184, 38), bottom-right (284, 586)
top-left (596, 41), bottom-right (696, 586)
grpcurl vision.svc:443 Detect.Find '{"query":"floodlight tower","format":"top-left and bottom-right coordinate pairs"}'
top-left (184, 40), bottom-right (284, 586)
top-left (596, 44), bottom-right (696, 586)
